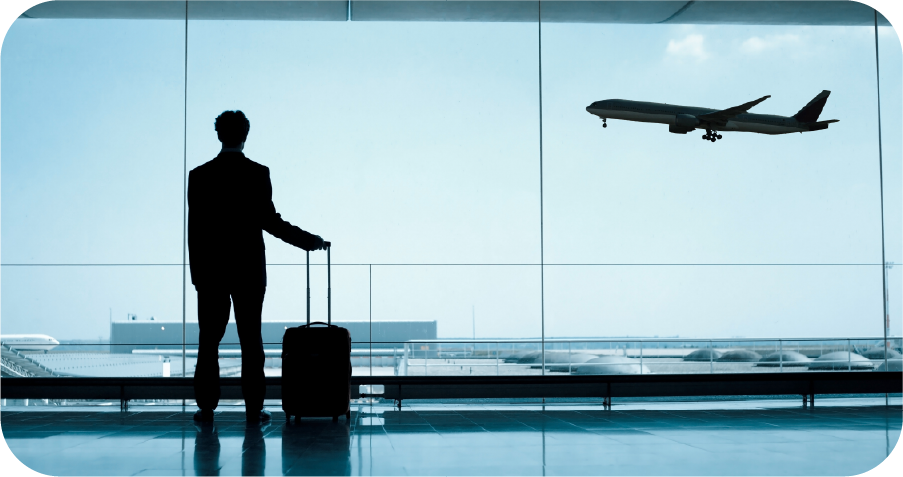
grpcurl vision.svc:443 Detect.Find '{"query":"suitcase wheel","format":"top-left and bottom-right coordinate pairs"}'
top-left (346, 411), bottom-right (351, 421)
top-left (285, 414), bottom-right (291, 422)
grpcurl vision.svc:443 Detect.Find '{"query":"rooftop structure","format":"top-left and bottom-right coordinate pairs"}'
top-left (20, 1), bottom-right (892, 25)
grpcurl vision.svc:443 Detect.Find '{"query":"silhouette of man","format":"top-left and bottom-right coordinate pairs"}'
top-left (188, 110), bottom-right (326, 424)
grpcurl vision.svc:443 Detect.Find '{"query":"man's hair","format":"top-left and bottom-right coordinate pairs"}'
top-left (215, 110), bottom-right (250, 147)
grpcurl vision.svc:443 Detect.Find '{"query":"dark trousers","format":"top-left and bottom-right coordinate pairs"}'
top-left (194, 286), bottom-right (266, 413)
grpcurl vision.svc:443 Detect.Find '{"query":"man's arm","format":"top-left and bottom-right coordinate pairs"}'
top-left (186, 170), bottom-right (199, 262)
top-left (260, 168), bottom-right (324, 251)
top-left (186, 170), bottom-right (206, 286)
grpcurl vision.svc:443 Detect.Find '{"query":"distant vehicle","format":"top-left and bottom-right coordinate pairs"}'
top-left (1, 334), bottom-right (60, 351)
top-left (586, 90), bottom-right (838, 142)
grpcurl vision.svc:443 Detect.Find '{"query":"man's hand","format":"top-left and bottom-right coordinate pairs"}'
top-left (308, 235), bottom-right (328, 251)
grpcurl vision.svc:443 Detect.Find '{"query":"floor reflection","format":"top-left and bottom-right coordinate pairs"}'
top-left (193, 422), bottom-right (271, 476)
top-left (2, 400), bottom-right (900, 476)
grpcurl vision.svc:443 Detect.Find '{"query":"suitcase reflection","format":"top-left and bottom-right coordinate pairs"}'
top-left (282, 418), bottom-right (351, 476)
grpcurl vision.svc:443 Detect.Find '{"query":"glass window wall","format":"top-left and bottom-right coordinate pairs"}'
top-left (1, 2), bottom-right (899, 385)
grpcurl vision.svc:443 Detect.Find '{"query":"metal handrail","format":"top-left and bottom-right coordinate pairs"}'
top-left (366, 337), bottom-right (901, 344)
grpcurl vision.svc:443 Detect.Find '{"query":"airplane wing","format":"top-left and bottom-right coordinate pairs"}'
top-left (697, 95), bottom-right (771, 126)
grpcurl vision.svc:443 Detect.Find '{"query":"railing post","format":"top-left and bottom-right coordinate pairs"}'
top-left (496, 341), bottom-right (500, 376)
top-left (779, 340), bottom-right (783, 372)
top-left (639, 341), bottom-right (644, 374)
top-left (568, 341), bottom-right (572, 374)
top-left (709, 340), bottom-right (713, 374)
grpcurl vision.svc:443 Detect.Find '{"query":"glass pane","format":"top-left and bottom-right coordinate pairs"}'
top-left (184, 19), bottom-right (540, 265)
top-left (372, 265), bottom-right (541, 376)
top-left (1, 266), bottom-right (184, 376)
top-left (372, 265), bottom-right (541, 339)
top-left (1, 18), bottom-right (186, 264)
top-left (541, 23), bottom-right (882, 265)
top-left (544, 265), bottom-right (883, 339)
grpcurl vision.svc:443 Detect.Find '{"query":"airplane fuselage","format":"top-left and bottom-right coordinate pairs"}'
top-left (587, 99), bottom-right (814, 135)
top-left (1, 334), bottom-right (60, 351)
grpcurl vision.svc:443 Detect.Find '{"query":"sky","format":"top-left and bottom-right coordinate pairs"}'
top-left (1, 2), bottom-right (901, 342)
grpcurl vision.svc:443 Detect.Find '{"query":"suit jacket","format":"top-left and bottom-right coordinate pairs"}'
top-left (188, 151), bottom-right (319, 289)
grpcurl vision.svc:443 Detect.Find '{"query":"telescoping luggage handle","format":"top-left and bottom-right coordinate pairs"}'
top-left (306, 241), bottom-right (332, 326)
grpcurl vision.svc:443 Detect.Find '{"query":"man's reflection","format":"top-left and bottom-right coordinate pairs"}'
top-left (193, 423), bottom-right (221, 476)
top-left (282, 420), bottom-right (351, 476)
top-left (193, 422), bottom-right (269, 476)
top-left (243, 424), bottom-right (267, 476)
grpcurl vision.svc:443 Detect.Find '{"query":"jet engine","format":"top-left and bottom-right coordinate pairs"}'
top-left (669, 114), bottom-right (699, 134)
top-left (674, 114), bottom-right (700, 129)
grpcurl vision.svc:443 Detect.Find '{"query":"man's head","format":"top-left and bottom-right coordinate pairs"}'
top-left (215, 110), bottom-right (250, 148)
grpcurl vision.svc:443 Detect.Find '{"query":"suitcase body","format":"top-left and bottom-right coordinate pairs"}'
top-left (282, 323), bottom-right (351, 421)
top-left (282, 243), bottom-right (352, 422)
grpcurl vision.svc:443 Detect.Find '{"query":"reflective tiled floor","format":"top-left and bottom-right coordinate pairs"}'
top-left (2, 399), bottom-right (900, 475)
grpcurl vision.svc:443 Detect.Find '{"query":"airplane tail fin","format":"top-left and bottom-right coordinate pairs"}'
top-left (793, 90), bottom-right (831, 123)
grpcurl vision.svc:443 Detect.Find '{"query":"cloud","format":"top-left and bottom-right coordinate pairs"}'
top-left (740, 34), bottom-right (801, 54)
top-left (666, 34), bottom-right (709, 62)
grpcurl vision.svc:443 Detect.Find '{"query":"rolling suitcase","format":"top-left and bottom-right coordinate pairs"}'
top-left (282, 243), bottom-right (352, 422)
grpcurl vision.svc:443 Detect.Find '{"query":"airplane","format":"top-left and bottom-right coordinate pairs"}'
top-left (1, 334), bottom-right (60, 352)
top-left (586, 91), bottom-right (838, 142)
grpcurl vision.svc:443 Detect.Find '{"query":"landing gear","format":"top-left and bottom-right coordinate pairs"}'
top-left (602, 118), bottom-right (607, 128)
top-left (701, 129), bottom-right (722, 142)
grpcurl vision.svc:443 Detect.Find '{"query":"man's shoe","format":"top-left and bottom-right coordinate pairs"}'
top-left (246, 409), bottom-right (272, 424)
top-left (193, 409), bottom-right (214, 422)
